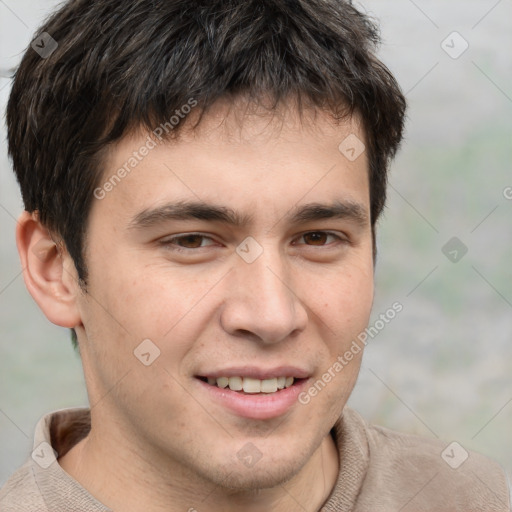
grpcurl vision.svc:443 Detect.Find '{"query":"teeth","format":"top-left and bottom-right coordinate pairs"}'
top-left (228, 376), bottom-right (243, 391)
top-left (216, 377), bottom-right (229, 388)
top-left (210, 376), bottom-right (295, 393)
top-left (261, 378), bottom-right (278, 393)
top-left (243, 378), bottom-right (261, 393)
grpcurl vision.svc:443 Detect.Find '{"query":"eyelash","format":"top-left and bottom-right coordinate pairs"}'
top-left (160, 231), bottom-right (347, 253)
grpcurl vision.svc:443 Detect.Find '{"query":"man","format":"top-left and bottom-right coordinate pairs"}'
top-left (0, 0), bottom-right (509, 510)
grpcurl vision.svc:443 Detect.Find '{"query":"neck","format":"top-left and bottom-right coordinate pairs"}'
top-left (59, 422), bottom-right (339, 512)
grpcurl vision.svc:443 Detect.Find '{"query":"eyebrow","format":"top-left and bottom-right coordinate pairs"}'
top-left (128, 199), bottom-right (369, 231)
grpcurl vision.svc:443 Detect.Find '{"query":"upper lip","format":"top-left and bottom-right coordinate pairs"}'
top-left (196, 366), bottom-right (311, 380)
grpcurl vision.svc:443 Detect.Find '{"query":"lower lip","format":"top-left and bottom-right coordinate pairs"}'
top-left (196, 378), bottom-right (309, 420)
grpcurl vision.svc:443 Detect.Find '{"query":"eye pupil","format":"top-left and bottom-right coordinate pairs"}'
top-left (305, 232), bottom-right (328, 245)
top-left (179, 235), bottom-right (203, 248)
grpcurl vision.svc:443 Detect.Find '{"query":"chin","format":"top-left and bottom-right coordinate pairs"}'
top-left (214, 462), bottom-right (303, 492)
top-left (195, 447), bottom-right (310, 492)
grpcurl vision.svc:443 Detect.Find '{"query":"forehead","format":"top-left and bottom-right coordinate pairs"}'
top-left (92, 102), bottom-right (370, 228)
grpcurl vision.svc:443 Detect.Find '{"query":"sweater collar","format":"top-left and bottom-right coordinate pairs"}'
top-left (321, 407), bottom-right (370, 511)
top-left (32, 406), bottom-right (369, 511)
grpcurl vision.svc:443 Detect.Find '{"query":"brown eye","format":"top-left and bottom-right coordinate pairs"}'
top-left (297, 231), bottom-right (343, 246)
top-left (161, 233), bottom-right (217, 251)
top-left (302, 232), bottom-right (329, 246)
top-left (175, 234), bottom-right (206, 248)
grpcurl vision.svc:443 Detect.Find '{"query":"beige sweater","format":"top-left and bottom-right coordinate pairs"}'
top-left (0, 407), bottom-right (509, 511)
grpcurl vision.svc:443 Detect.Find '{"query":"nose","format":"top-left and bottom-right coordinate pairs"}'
top-left (220, 246), bottom-right (308, 344)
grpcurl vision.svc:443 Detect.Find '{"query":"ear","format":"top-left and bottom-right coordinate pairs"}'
top-left (16, 211), bottom-right (82, 328)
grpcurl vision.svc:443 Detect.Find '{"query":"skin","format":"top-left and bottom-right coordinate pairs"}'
top-left (17, 100), bottom-right (374, 512)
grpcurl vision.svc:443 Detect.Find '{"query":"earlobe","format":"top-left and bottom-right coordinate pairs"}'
top-left (16, 211), bottom-right (82, 328)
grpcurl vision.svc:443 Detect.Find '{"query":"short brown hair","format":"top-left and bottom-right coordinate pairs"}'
top-left (7, 0), bottom-right (406, 284)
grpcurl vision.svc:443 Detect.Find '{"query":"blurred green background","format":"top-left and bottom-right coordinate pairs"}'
top-left (1, 0), bottom-right (511, 486)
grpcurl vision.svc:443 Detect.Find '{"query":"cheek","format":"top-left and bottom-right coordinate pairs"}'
top-left (311, 264), bottom-right (374, 335)
top-left (88, 262), bottom-right (222, 356)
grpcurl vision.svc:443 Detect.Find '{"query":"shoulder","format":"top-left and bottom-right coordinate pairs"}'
top-left (0, 462), bottom-right (48, 512)
top-left (1, 408), bottom-right (107, 512)
top-left (343, 408), bottom-right (511, 512)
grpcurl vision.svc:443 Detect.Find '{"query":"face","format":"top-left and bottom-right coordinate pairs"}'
top-left (75, 101), bottom-right (374, 490)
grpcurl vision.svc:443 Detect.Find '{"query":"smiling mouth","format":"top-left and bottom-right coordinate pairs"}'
top-left (197, 376), bottom-right (302, 394)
